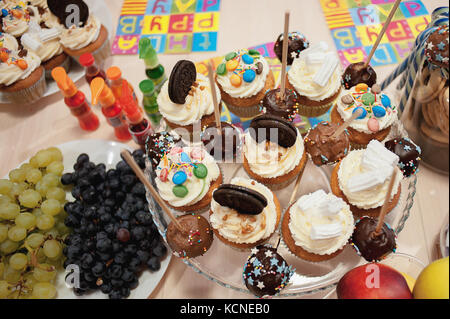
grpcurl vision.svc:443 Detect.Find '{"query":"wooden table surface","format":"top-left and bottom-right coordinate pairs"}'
top-left (0, 0), bottom-right (448, 299)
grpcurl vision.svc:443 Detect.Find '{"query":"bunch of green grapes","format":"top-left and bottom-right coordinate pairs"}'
top-left (0, 147), bottom-right (70, 299)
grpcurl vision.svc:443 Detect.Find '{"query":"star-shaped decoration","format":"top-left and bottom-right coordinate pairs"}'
top-left (264, 250), bottom-right (273, 258)
top-left (250, 248), bottom-right (259, 255)
top-left (256, 281), bottom-right (265, 289)
top-left (270, 257), bottom-right (279, 267)
top-left (427, 42), bottom-right (434, 50)
top-left (435, 53), bottom-right (444, 62)
top-left (252, 258), bottom-right (261, 268)
top-left (247, 277), bottom-right (254, 286)
top-left (404, 145), bottom-right (412, 151)
top-left (253, 267), bottom-right (261, 277)
top-left (398, 162), bottom-right (406, 169)
top-left (437, 41), bottom-right (446, 51)
top-left (290, 51), bottom-right (298, 59)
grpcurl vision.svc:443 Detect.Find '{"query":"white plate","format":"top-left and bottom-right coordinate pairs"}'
top-left (0, 0), bottom-right (113, 105)
top-left (3, 139), bottom-right (172, 299)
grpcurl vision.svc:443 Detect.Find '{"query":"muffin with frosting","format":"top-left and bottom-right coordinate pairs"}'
top-left (21, 22), bottom-right (70, 79)
top-left (209, 177), bottom-right (281, 250)
top-left (243, 114), bottom-right (307, 190)
top-left (0, 47), bottom-right (46, 104)
top-left (158, 70), bottom-right (222, 133)
top-left (281, 189), bottom-right (354, 262)
top-left (286, 41), bottom-right (342, 117)
top-left (1, 2), bottom-right (41, 38)
top-left (330, 140), bottom-right (403, 218)
top-left (330, 82), bottom-right (398, 149)
top-left (155, 145), bottom-right (222, 213)
top-left (215, 48), bottom-right (275, 118)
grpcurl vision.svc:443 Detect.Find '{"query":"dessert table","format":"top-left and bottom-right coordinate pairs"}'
top-left (0, 0), bottom-right (448, 299)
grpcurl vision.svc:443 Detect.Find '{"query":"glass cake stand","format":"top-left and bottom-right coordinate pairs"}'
top-left (144, 122), bottom-right (418, 298)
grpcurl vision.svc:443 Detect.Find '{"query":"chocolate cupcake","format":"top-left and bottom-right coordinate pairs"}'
top-left (273, 31), bottom-right (309, 65)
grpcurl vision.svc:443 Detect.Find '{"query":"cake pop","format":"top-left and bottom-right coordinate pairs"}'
top-left (243, 244), bottom-right (295, 298)
top-left (260, 88), bottom-right (300, 121)
top-left (145, 131), bottom-right (182, 170)
top-left (201, 122), bottom-right (242, 161)
top-left (342, 62), bottom-right (377, 90)
top-left (273, 31), bottom-right (309, 65)
top-left (304, 121), bottom-right (350, 166)
top-left (385, 137), bottom-right (421, 177)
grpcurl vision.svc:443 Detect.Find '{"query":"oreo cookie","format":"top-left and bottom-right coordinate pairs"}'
top-left (48, 0), bottom-right (90, 28)
top-left (249, 114), bottom-right (298, 148)
top-left (168, 60), bottom-right (197, 104)
top-left (213, 184), bottom-right (267, 215)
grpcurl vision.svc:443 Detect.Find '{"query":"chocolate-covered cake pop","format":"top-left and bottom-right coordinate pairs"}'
top-left (166, 214), bottom-right (213, 259)
top-left (201, 122), bottom-right (242, 161)
top-left (351, 216), bottom-right (397, 262)
top-left (385, 137), bottom-right (421, 178)
top-left (260, 88), bottom-right (300, 121)
top-left (342, 62), bottom-right (377, 90)
top-left (273, 31), bottom-right (309, 65)
top-left (243, 244), bottom-right (295, 298)
top-left (425, 25), bottom-right (449, 69)
top-left (304, 121), bottom-right (350, 166)
top-left (145, 131), bottom-right (182, 170)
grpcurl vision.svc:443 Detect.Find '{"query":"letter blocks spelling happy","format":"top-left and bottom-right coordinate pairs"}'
top-left (320, 0), bottom-right (430, 67)
top-left (112, 0), bottom-right (221, 55)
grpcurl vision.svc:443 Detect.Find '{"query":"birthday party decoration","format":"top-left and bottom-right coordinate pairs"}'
top-left (112, 0), bottom-right (221, 55)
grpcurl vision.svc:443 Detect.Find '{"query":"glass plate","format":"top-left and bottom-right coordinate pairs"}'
top-left (144, 122), bottom-right (418, 298)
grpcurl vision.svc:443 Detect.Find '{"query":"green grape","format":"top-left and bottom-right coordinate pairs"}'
top-left (46, 162), bottom-right (64, 176)
top-left (15, 213), bottom-right (36, 230)
top-left (9, 168), bottom-right (26, 183)
top-left (9, 253), bottom-right (28, 270)
top-left (0, 281), bottom-right (11, 299)
top-left (36, 215), bottom-right (55, 231)
top-left (32, 207), bottom-right (43, 218)
top-left (0, 239), bottom-right (19, 254)
top-left (0, 195), bottom-right (12, 205)
top-left (33, 264), bottom-right (56, 282)
top-left (18, 189), bottom-right (42, 209)
top-left (34, 180), bottom-right (48, 197)
top-left (3, 265), bottom-right (21, 282)
top-left (0, 179), bottom-right (13, 195)
top-left (35, 150), bottom-right (53, 168)
top-left (25, 169), bottom-right (42, 184)
top-left (7, 226), bottom-right (27, 242)
top-left (56, 222), bottom-right (70, 236)
top-left (46, 147), bottom-right (63, 162)
top-left (29, 155), bottom-right (39, 168)
top-left (0, 203), bottom-right (20, 220)
top-left (8, 183), bottom-right (26, 199)
top-left (31, 282), bottom-right (56, 299)
top-left (0, 224), bottom-right (8, 243)
top-left (42, 240), bottom-right (62, 259)
top-left (41, 173), bottom-right (60, 188)
top-left (45, 187), bottom-right (66, 203)
top-left (43, 228), bottom-right (59, 239)
top-left (25, 233), bottom-right (45, 249)
top-left (41, 199), bottom-right (61, 217)
top-left (0, 261), bottom-right (4, 278)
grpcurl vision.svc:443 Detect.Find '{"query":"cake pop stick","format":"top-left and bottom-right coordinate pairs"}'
top-left (207, 62), bottom-right (222, 134)
top-left (330, 107), bottom-right (364, 139)
top-left (120, 150), bottom-right (184, 233)
top-left (364, 0), bottom-right (402, 68)
top-left (372, 169), bottom-right (398, 238)
top-left (279, 11), bottom-right (290, 101)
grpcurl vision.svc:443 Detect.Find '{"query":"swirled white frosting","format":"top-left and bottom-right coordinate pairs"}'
top-left (28, 0), bottom-right (48, 8)
top-left (2, 5), bottom-right (41, 37)
top-left (0, 51), bottom-right (41, 86)
top-left (210, 177), bottom-right (278, 244)
top-left (157, 73), bottom-right (220, 126)
top-left (216, 49), bottom-right (270, 99)
top-left (336, 86), bottom-right (398, 134)
top-left (287, 51), bottom-right (341, 102)
top-left (288, 191), bottom-right (354, 255)
top-left (243, 128), bottom-right (304, 178)
top-left (41, 8), bottom-right (63, 29)
top-left (21, 31), bottom-right (63, 62)
top-left (338, 149), bottom-right (402, 209)
top-left (59, 15), bottom-right (101, 50)
top-left (0, 32), bottom-right (19, 51)
top-left (155, 146), bottom-right (220, 208)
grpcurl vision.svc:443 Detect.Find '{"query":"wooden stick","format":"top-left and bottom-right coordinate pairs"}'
top-left (364, 0), bottom-right (402, 67)
top-left (289, 165), bottom-right (306, 205)
top-left (373, 169), bottom-right (398, 237)
top-left (121, 150), bottom-right (185, 233)
top-left (207, 62), bottom-right (222, 134)
top-left (279, 11), bottom-right (290, 101)
top-left (330, 107), bottom-right (363, 139)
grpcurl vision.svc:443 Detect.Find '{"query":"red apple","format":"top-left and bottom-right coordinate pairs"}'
top-left (337, 263), bottom-right (413, 299)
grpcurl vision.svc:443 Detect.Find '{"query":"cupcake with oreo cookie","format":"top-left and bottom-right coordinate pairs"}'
top-left (209, 177), bottom-right (281, 250)
top-left (242, 114), bottom-right (307, 190)
top-left (215, 48), bottom-right (275, 118)
top-left (157, 60), bottom-right (222, 133)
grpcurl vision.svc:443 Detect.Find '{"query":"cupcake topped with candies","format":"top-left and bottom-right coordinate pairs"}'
top-left (1, 2), bottom-right (41, 38)
top-left (331, 83), bottom-right (398, 149)
top-left (0, 31), bottom-right (19, 51)
top-left (215, 48), bottom-right (275, 118)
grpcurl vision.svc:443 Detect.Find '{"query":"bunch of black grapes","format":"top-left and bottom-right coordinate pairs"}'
top-left (61, 150), bottom-right (167, 299)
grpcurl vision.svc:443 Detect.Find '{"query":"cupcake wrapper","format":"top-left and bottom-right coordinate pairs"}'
top-left (45, 56), bottom-right (72, 81)
top-left (225, 102), bottom-right (261, 119)
top-left (91, 37), bottom-right (111, 65)
top-left (296, 99), bottom-right (335, 118)
top-left (2, 71), bottom-right (47, 104)
top-left (349, 141), bottom-right (368, 150)
top-left (263, 172), bottom-right (299, 191)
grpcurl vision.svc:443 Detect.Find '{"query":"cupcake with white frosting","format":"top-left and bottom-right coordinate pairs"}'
top-left (210, 177), bottom-right (281, 250)
top-left (330, 83), bottom-right (398, 149)
top-left (1, 2), bottom-right (41, 38)
top-left (0, 32), bottom-right (19, 51)
top-left (281, 190), bottom-right (354, 262)
top-left (242, 114), bottom-right (308, 190)
top-left (330, 140), bottom-right (403, 218)
top-left (0, 48), bottom-right (46, 104)
top-left (286, 41), bottom-right (342, 117)
top-left (215, 48), bottom-right (275, 118)
top-left (155, 145), bottom-right (222, 213)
